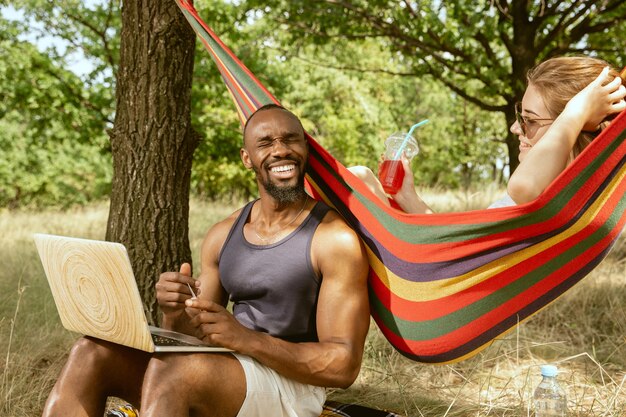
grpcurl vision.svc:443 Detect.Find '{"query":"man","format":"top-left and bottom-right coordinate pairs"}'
top-left (42, 104), bottom-right (370, 417)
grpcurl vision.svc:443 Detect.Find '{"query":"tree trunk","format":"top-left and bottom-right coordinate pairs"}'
top-left (107, 0), bottom-right (199, 323)
top-left (505, 110), bottom-right (520, 175)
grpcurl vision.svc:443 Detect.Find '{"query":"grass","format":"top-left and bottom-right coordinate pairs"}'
top-left (1, 194), bottom-right (625, 416)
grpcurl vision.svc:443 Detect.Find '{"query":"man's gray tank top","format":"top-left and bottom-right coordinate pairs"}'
top-left (218, 200), bottom-right (331, 343)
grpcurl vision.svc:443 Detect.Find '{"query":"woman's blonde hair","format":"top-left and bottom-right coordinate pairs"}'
top-left (527, 56), bottom-right (623, 158)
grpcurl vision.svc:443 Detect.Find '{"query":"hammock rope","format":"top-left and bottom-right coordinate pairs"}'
top-left (174, 0), bottom-right (626, 364)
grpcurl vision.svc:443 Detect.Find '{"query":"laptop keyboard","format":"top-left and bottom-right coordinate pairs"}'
top-left (152, 334), bottom-right (202, 347)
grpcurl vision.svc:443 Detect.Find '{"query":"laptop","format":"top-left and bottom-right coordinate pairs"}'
top-left (33, 233), bottom-right (231, 353)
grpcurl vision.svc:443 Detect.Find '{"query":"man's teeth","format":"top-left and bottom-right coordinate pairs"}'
top-left (271, 165), bottom-right (295, 173)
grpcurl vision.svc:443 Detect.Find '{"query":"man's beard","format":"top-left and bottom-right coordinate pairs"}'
top-left (254, 160), bottom-right (307, 204)
top-left (261, 175), bottom-right (307, 204)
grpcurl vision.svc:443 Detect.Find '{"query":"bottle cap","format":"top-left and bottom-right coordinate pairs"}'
top-left (540, 364), bottom-right (558, 377)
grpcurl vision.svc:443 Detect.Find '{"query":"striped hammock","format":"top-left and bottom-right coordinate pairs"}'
top-left (174, 0), bottom-right (626, 364)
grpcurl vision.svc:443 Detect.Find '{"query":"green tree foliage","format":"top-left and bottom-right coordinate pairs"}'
top-left (241, 0), bottom-right (626, 173)
top-left (7, 0), bottom-right (117, 124)
top-left (0, 10), bottom-right (112, 207)
top-left (2, 1), bottom-right (622, 207)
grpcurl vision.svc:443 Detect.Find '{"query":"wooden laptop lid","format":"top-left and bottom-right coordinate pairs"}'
top-left (33, 233), bottom-right (155, 352)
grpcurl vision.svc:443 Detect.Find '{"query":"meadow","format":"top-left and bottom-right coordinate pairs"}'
top-left (1, 191), bottom-right (625, 416)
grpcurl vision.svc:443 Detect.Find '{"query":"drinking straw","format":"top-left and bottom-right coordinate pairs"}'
top-left (393, 119), bottom-right (429, 160)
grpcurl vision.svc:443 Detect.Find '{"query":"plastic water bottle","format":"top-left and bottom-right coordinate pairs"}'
top-left (533, 365), bottom-right (568, 416)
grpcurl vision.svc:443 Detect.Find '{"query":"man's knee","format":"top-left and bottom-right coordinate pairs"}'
top-left (43, 338), bottom-right (127, 416)
top-left (66, 337), bottom-right (149, 382)
top-left (68, 337), bottom-right (116, 367)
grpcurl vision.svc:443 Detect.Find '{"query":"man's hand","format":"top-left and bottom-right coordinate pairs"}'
top-left (156, 263), bottom-right (200, 322)
top-left (185, 299), bottom-right (253, 351)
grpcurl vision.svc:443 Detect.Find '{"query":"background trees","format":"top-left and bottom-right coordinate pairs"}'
top-left (241, 0), bottom-right (626, 173)
top-left (0, 1), bottom-right (114, 207)
top-left (1, 0), bottom-right (520, 209)
top-left (6, 1), bottom-right (624, 208)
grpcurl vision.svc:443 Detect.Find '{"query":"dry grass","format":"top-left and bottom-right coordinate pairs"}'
top-left (418, 184), bottom-right (506, 212)
top-left (0, 196), bottom-right (624, 416)
top-left (0, 204), bottom-right (111, 416)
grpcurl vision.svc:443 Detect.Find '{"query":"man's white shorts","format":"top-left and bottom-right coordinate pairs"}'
top-left (233, 353), bottom-right (326, 417)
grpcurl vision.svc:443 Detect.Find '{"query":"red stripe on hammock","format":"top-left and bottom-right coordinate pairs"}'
top-left (372, 209), bottom-right (626, 358)
top-left (370, 184), bottom-right (625, 322)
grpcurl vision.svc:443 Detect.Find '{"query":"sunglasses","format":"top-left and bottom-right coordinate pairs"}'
top-left (515, 102), bottom-right (554, 137)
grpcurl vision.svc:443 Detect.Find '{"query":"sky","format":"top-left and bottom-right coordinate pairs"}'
top-left (1, 5), bottom-right (95, 77)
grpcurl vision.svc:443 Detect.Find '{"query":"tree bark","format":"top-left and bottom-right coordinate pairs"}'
top-left (505, 111), bottom-right (520, 174)
top-left (107, 0), bottom-right (199, 323)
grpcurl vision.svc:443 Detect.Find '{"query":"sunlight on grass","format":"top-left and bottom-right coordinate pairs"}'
top-left (1, 195), bottom-right (624, 416)
top-left (420, 183), bottom-right (507, 212)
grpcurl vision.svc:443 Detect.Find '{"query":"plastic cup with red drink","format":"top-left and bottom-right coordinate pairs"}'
top-left (378, 120), bottom-right (427, 195)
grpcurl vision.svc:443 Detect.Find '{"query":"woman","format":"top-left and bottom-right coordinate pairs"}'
top-left (349, 56), bottom-right (626, 212)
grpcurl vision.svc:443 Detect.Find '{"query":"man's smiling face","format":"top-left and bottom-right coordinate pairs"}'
top-left (241, 107), bottom-right (308, 203)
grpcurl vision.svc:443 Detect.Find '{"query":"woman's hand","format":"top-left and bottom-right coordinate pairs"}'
top-left (565, 67), bottom-right (626, 131)
top-left (391, 156), bottom-right (433, 214)
top-left (396, 156), bottom-right (417, 196)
